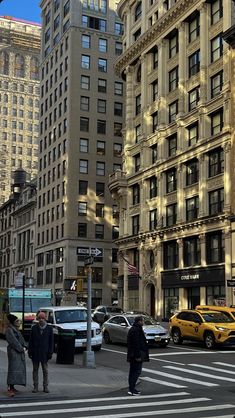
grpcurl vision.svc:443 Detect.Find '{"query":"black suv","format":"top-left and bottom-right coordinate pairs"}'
top-left (93, 305), bottom-right (124, 324)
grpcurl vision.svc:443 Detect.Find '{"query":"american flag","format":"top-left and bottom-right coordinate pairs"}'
top-left (119, 251), bottom-right (140, 276)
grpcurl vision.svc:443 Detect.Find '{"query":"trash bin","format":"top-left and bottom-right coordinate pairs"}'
top-left (56, 329), bottom-right (75, 364)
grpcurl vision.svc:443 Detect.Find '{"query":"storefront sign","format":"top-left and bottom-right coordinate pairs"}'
top-left (227, 280), bottom-right (235, 287)
top-left (162, 265), bottom-right (225, 288)
top-left (180, 274), bottom-right (200, 281)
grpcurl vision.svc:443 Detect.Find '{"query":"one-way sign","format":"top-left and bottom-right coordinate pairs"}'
top-left (77, 247), bottom-right (102, 257)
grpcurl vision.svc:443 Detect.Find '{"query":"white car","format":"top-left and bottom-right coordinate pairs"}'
top-left (37, 306), bottom-right (102, 350)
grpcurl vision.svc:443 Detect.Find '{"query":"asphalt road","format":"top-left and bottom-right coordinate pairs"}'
top-left (1, 340), bottom-right (235, 417)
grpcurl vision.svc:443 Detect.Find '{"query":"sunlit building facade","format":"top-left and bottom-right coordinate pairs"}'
top-left (109, 0), bottom-right (235, 318)
top-left (0, 16), bottom-right (40, 205)
top-left (37, 0), bottom-right (124, 305)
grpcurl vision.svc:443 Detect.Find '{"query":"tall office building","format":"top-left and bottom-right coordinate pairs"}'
top-left (0, 16), bottom-right (41, 205)
top-left (109, 0), bottom-right (234, 318)
top-left (37, 0), bottom-right (124, 305)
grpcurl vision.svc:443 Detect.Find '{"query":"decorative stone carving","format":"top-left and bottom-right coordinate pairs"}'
top-left (207, 176), bottom-right (224, 190)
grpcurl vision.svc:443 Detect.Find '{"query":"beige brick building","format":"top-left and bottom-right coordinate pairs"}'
top-left (109, 0), bottom-right (235, 319)
top-left (0, 16), bottom-right (41, 205)
top-left (36, 0), bottom-right (124, 305)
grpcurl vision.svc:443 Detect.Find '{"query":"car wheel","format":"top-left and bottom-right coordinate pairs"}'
top-left (172, 328), bottom-right (183, 345)
top-left (103, 331), bottom-right (112, 344)
top-left (204, 332), bottom-right (216, 349)
top-left (93, 344), bottom-right (102, 351)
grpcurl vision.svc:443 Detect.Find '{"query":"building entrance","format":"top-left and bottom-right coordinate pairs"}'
top-left (187, 287), bottom-right (200, 309)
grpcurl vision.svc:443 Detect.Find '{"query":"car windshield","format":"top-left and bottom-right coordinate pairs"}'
top-left (126, 316), bottom-right (159, 326)
top-left (55, 309), bottom-right (87, 324)
top-left (201, 312), bottom-right (235, 323)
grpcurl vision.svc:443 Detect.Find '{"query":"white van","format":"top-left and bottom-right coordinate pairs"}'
top-left (37, 306), bottom-right (102, 351)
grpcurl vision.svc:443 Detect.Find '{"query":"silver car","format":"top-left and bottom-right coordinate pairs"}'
top-left (102, 314), bottom-right (170, 347)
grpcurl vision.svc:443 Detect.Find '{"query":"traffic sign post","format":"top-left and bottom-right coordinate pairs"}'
top-left (84, 256), bottom-right (94, 266)
top-left (83, 249), bottom-right (96, 368)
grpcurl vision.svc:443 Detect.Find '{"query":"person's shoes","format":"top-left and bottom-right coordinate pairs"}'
top-left (12, 387), bottom-right (19, 393)
top-left (43, 387), bottom-right (49, 393)
top-left (7, 389), bottom-right (15, 397)
top-left (127, 389), bottom-right (141, 396)
top-left (32, 387), bottom-right (38, 393)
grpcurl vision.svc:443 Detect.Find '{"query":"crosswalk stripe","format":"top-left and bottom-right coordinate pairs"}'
top-left (200, 415), bottom-right (235, 418)
top-left (214, 361), bottom-right (235, 369)
top-left (141, 376), bottom-right (187, 388)
top-left (142, 367), bottom-right (218, 387)
top-left (164, 365), bottom-right (235, 382)
top-left (0, 392), bottom-right (189, 409)
top-left (0, 397), bottom-right (211, 417)
top-left (189, 363), bottom-right (235, 375)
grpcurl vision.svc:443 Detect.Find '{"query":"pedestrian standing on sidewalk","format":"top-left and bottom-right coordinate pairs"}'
top-left (28, 311), bottom-right (54, 393)
top-left (127, 315), bottom-right (149, 396)
top-left (5, 314), bottom-right (27, 397)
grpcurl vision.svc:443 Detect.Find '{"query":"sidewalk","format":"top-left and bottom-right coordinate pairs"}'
top-left (0, 339), bottom-right (127, 400)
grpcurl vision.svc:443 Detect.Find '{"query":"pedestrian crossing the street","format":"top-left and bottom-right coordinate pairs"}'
top-left (0, 392), bottom-right (235, 418)
top-left (141, 360), bottom-right (235, 389)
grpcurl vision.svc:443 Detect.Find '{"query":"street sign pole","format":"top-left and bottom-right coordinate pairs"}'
top-left (83, 252), bottom-right (95, 368)
top-left (22, 275), bottom-right (25, 336)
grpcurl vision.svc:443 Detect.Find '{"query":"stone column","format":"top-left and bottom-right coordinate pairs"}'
top-left (223, 141), bottom-right (231, 213)
top-left (140, 53), bottom-right (148, 139)
top-left (125, 8), bottom-right (131, 49)
top-left (124, 65), bottom-right (134, 147)
top-left (199, 154), bottom-right (207, 217)
top-left (158, 172), bottom-right (164, 224)
top-left (199, 233), bottom-right (206, 267)
top-left (199, 2), bottom-right (209, 104)
top-left (140, 178), bottom-right (146, 231)
top-left (177, 238), bottom-right (184, 269)
top-left (177, 164), bottom-right (184, 223)
top-left (157, 39), bottom-right (167, 127)
top-left (178, 22), bottom-right (186, 116)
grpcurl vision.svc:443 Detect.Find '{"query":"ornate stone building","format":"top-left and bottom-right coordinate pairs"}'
top-left (0, 16), bottom-right (41, 205)
top-left (109, 0), bottom-right (235, 318)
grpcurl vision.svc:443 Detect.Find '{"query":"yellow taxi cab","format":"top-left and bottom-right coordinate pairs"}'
top-left (196, 305), bottom-right (235, 320)
top-left (169, 309), bottom-right (235, 349)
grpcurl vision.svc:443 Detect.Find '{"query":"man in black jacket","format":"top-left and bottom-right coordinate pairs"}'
top-left (127, 316), bottom-right (149, 396)
top-left (28, 311), bottom-right (54, 393)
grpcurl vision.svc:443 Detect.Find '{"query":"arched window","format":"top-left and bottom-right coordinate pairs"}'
top-left (135, 2), bottom-right (142, 21)
top-left (0, 51), bottom-right (9, 75)
top-left (30, 57), bottom-right (39, 80)
top-left (14, 54), bottom-right (25, 78)
top-left (136, 64), bottom-right (141, 83)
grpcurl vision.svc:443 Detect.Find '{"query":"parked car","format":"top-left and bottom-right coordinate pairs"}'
top-left (101, 314), bottom-right (170, 347)
top-left (170, 309), bottom-right (235, 349)
top-left (93, 305), bottom-right (124, 324)
top-left (36, 306), bottom-right (102, 351)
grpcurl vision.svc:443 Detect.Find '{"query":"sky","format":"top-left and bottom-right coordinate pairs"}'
top-left (0, 0), bottom-right (41, 24)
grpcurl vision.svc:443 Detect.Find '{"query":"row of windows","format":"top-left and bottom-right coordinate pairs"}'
top-left (0, 94), bottom-right (39, 107)
top-left (0, 81), bottom-right (39, 95)
top-left (80, 75), bottom-right (123, 95)
top-left (0, 52), bottom-right (39, 80)
top-left (37, 247), bottom-right (64, 267)
top-left (79, 117), bottom-right (122, 137)
top-left (82, 15), bottom-right (123, 35)
top-left (80, 96), bottom-right (123, 116)
top-left (78, 138), bottom-right (122, 156)
top-left (78, 159), bottom-right (121, 175)
top-left (2, 133), bottom-right (37, 144)
top-left (82, 0), bottom-right (107, 15)
top-left (42, 39), bottom-right (69, 79)
top-left (37, 224), bottom-right (64, 246)
top-left (0, 108), bottom-right (39, 119)
top-left (78, 223), bottom-right (119, 240)
top-left (81, 36), bottom-right (122, 55)
top-left (41, 55), bottom-right (68, 98)
top-left (78, 202), bottom-right (118, 218)
top-left (1, 120), bottom-right (39, 132)
top-left (38, 203), bottom-right (65, 225)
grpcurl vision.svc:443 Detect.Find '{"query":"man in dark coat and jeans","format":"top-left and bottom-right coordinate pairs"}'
top-left (28, 311), bottom-right (54, 393)
top-left (127, 316), bottom-right (149, 396)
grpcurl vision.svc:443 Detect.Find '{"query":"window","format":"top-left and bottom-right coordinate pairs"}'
top-left (149, 176), bottom-right (157, 198)
top-left (98, 78), bottom-right (107, 93)
top-left (78, 223), bottom-right (87, 237)
top-left (166, 168), bottom-right (177, 193)
top-left (186, 196), bottom-right (199, 221)
top-left (114, 122), bottom-right (122, 136)
top-left (150, 144), bottom-right (157, 164)
top-left (188, 14), bottom-right (200, 43)
top-left (211, 0), bottom-right (223, 25)
top-left (188, 87), bottom-right (200, 111)
top-left (97, 119), bottom-right (106, 134)
top-left (211, 34), bottom-right (223, 62)
top-left (134, 153), bottom-right (140, 172)
top-left (82, 34), bottom-right (90, 48)
top-left (132, 215), bottom-right (140, 235)
top-left (81, 54), bottom-right (90, 69)
top-left (169, 101), bottom-right (178, 123)
top-left (95, 224), bottom-right (104, 239)
top-left (135, 94), bottom-right (141, 115)
top-left (115, 41), bottom-right (122, 55)
top-left (152, 111), bottom-right (158, 132)
top-left (152, 47), bottom-right (158, 69)
top-left (97, 140), bottom-right (105, 155)
top-left (113, 142), bottom-right (122, 156)
top-left (114, 102), bottom-right (123, 116)
top-left (163, 240), bottom-right (178, 269)
top-left (206, 231), bottom-right (224, 263)
top-left (184, 236), bottom-right (201, 267)
top-left (152, 80), bottom-right (158, 102)
top-left (79, 180), bottom-right (88, 195)
top-left (112, 226), bottom-right (119, 240)
top-left (96, 182), bottom-right (105, 197)
top-left (134, 28), bottom-right (141, 41)
top-left (132, 184), bottom-right (140, 205)
top-left (135, 2), bottom-right (142, 21)
top-left (97, 99), bottom-right (106, 113)
top-left (166, 203), bottom-right (177, 227)
top-left (149, 209), bottom-right (157, 230)
top-left (115, 22), bottom-right (123, 35)
top-left (80, 138), bottom-right (89, 153)
top-left (211, 71), bottom-right (223, 98)
top-left (96, 161), bottom-right (105, 176)
top-left (79, 159), bottom-right (88, 173)
top-left (96, 203), bottom-right (104, 217)
top-left (81, 75), bottom-right (90, 90)
top-left (210, 109), bottom-right (223, 135)
top-left (167, 134), bottom-right (177, 157)
top-left (208, 148), bottom-right (224, 177)
top-left (135, 125), bottom-right (141, 142)
top-left (80, 117), bottom-right (89, 132)
top-left (115, 82), bottom-right (123, 96)
top-left (169, 32), bottom-right (178, 58)
top-left (64, 0), bottom-right (70, 17)
top-left (186, 159), bottom-right (199, 186)
top-left (54, 15), bottom-right (60, 31)
top-left (98, 58), bottom-right (107, 72)
top-left (189, 50), bottom-right (200, 77)
top-left (80, 96), bottom-right (90, 111)
top-left (78, 202), bottom-right (87, 215)
top-left (209, 188), bottom-right (224, 215)
top-left (187, 122), bottom-right (198, 146)
top-left (169, 66), bottom-right (178, 92)
top-left (99, 38), bottom-right (107, 52)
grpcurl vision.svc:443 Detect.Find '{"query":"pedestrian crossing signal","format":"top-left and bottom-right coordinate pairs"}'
top-left (64, 277), bottom-right (83, 293)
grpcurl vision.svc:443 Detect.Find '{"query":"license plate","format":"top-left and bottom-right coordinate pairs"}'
top-left (155, 336), bottom-right (161, 341)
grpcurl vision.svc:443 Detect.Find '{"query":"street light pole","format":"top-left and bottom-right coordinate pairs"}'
top-left (22, 274), bottom-right (25, 335)
top-left (83, 259), bottom-right (95, 368)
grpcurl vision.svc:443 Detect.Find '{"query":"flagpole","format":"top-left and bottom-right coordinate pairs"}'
top-left (123, 252), bottom-right (129, 311)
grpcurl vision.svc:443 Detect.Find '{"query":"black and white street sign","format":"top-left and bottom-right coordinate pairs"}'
top-left (77, 247), bottom-right (103, 257)
top-left (84, 256), bottom-right (94, 266)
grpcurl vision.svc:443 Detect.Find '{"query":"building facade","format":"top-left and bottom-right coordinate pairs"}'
top-left (109, 0), bottom-right (235, 318)
top-left (0, 16), bottom-right (41, 205)
top-left (36, 0), bottom-right (124, 305)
